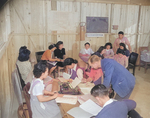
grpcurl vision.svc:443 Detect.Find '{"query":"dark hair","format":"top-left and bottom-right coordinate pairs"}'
top-left (117, 48), bottom-right (125, 55)
top-left (119, 43), bottom-right (127, 51)
top-left (33, 60), bottom-right (49, 78)
top-left (97, 46), bottom-right (105, 53)
top-left (63, 58), bottom-right (78, 66)
top-left (118, 31), bottom-right (124, 35)
top-left (91, 84), bottom-right (109, 97)
top-left (105, 42), bottom-right (112, 49)
top-left (48, 44), bottom-right (56, 50)
top-left (84, 42), bottom-right (90, 46)
top-left (18, 46), bottom-right (30, 62)
top-left (56, 41), bottom-right (63, 49)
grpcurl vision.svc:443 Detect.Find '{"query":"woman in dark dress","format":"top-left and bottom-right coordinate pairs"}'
top-left (116, 43), bottom-right (130, 57)
top-left (92, 46), bottom-right (106, 59)
top-left (54, 41), bottom-right (66, 73)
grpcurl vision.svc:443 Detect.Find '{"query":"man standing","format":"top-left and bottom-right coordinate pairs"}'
top-left (88, 55), bottom-right (135, 100)
top-left (113, 31), bottom-right (132, 54)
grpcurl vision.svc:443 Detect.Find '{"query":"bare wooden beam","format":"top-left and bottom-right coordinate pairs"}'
top-left (135, 5), bottom-right (141, 53)
top-left (39, 0), bottom-right (150, 6)
top-left (0, 31), bottom-right (14, 60)
top-left (51, 0), bottom-right (57, 10)
top-left (10, 2), bottom-right (36, 49)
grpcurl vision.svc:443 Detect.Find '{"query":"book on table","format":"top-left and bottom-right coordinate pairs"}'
top-left (55, 95), bottom-right (78, 105)
top-left (67, 99), bottom-right (102, 118)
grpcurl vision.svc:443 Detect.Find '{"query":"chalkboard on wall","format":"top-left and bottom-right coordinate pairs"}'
top-left (86, 17), bottom-right (108, 33)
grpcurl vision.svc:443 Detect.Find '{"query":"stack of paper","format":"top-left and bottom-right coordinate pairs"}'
top-left (55, 95), bottom-right (77, 105)
top-left (47, 61), bottom-right (57, 66)
top-left (67, 99), bottom-right (102, 118)
top-left (63, 72), bottom-right (71, 79)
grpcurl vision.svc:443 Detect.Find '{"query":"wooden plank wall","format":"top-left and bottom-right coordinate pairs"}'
top-left (0, 3), bottom-right (11, 50)
top-left (0, 40), bottom-right (17, 118)
top-left (0, 0), bottom-right (150, 117)
top-left (9, 0), bottom-right (150, 58)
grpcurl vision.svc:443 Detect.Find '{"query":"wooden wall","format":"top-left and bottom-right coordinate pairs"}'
top-left (0, 0), bottom-right (150, 117)
top-left (9, 0), bottom-right (150, 58)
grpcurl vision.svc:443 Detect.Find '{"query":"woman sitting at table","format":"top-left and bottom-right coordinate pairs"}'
top-left (28, 60), bottom-right (62, 118)
top-left (92, 46), bottom-right (106, 59)
top-left (104, 42), bottom-right (114, 58)
top-left (78, 42), bottom-right (94, 68)
top-left (113, 48), bottom-right (128, 68)
top-left (16, 46), bottom-right (32, 84)
top-left (41, 44), bottom-right (61, 76)
top-left (63, 58), bottom-right (86, 81)
top-left (117, 43), bottom-right (130, 57)
top-left (54, 41), bottom-right (66, 67)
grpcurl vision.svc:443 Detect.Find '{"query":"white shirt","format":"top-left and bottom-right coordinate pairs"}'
top-left (80, 48), bottom-right (94, 55)
top-left (103, 99), bottom-right (114, 108)
top-left (28, 78), bottom-right (45, 96)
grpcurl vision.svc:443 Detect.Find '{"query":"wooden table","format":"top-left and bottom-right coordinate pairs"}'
top-left (52, 80), bottom-right (80, 118)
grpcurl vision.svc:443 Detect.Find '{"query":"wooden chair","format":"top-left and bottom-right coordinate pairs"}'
top-left (18, 105), bottom-right (29, 118)
top-left (138, 47), bottom-right (150, 73)
top-left (16, 64), bottom-right (26, 89)
top-left (35, 51), bottom-right (45, 63)
top-left (128, 52), bottom-right (138, 75)
top-left (23, 82), bottom-right (32, 118)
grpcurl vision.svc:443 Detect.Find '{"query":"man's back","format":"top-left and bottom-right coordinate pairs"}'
top-left (96, 100), bottom-right (136, 118)
top-left (101, 58), bottom-right (135, 98)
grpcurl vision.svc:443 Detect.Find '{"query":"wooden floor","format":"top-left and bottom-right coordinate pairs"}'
top-left (129, 67), bottom-right (150, 118)
top-left (10, 67), bottom-right (150, 118)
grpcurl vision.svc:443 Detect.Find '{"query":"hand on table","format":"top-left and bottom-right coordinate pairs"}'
top-left (56, 58), bottom-right (61, 62)
top-left (81, 78), bottom-right (87, 83)
top-left (86, 77), bottom-right (92, 82)
top-left (68, 79), bottom-right (73, 83)
top-left (53, 92), bottom-right (58, 99)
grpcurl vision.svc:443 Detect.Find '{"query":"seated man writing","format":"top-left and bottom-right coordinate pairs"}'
top-left (91, 84), bottom-right (136, 118)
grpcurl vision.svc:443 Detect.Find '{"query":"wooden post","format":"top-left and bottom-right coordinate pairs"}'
top-left (135, 5), bottom-right (141, 53)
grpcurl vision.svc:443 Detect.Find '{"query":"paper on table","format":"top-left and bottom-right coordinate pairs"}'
top-left (47, 61), bottom-right (57, 66)
top-left (55, 95), bottom-right (77, 105)
top-left (67, 107), bottom-right (93, 118)
top-left (78, 94), bottom-right (98, 105)
top-left (58, 77), bottom-right (68, 82)
top-left (70, 77), bottom-right (81, 88)
top-left (78, 83), bottom-right (95, 94)
top-left (80, 99), bottom-right (102, 116)
top-left (63, 72), bottom-right (71, 79)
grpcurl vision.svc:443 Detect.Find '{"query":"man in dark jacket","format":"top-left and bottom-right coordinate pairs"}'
top-left (88, 55), bottom-right (135, 100)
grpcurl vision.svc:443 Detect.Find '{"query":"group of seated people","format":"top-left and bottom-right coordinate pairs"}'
top-left (16, 31), bottom-right (140, 118)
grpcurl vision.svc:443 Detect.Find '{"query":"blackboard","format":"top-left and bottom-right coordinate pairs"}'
top-left (86, 17), bottom-right (108, 33)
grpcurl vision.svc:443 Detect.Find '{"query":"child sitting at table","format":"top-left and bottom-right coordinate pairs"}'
top-left (113, 48), bottom-right (128, 68)
top-left (28, 60), bottom-right (61, 118)
top-left (104, 42), bottom-right (114, 58)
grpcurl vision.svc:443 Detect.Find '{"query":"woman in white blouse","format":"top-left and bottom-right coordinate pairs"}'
top-left (78, 42), bottom-right (94, 68)
top-left (28, 60), bottom-right (61, 118)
